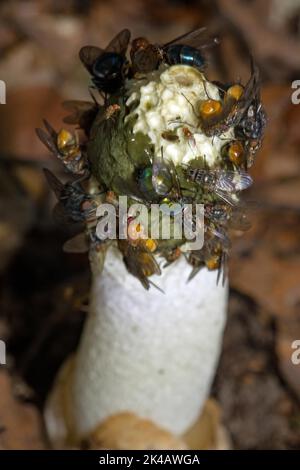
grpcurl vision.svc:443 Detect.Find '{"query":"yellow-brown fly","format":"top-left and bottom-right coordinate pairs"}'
top-left (36, 120), bottom-right (88, 177)
top-left (118, 239), bottom-right (161, 290)
top-left (221, 140), bottom-right (246, 167)
top-left (196, 62), bottom-right (261, 137)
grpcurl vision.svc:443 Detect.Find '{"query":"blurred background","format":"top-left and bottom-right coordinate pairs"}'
top-left (0, 0), bottom-right (299, 450)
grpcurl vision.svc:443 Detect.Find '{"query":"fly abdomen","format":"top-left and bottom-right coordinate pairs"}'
top-left (187, 168), bottom-right (217, 188)
top-left (165, 44), bottom-right (205, 69)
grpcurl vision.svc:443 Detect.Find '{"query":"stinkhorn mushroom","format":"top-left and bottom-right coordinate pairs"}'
top-left (38, 28), bottom-right (266, 449)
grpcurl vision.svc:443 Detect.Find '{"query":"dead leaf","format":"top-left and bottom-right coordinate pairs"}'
top-left (0, 370), bottom-right (47, 449)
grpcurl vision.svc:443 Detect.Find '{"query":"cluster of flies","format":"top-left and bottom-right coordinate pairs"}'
top-left (37, 28), bottom-right (266, 289)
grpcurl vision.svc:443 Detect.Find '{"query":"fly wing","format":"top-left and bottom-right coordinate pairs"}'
top-left (164, 26), bottom-right (218, 50)
top-left (215, 170), bottom-right (236, 192)
top-left (216, 251), bottom-right (228, 287)
top-left (228, 199), bottom-right (259, 231)
top-left (234, 171), bottom-right (253, 191)
top-left (186, 250), bottom-right (204, 282)
top-left (118, 240), bottom-right (161, 290)
top-left (214, 189), bottom-right (238, 206)
top-left (63, 100), bottom-right (99, 134)
top-left (36, 127), bottom-right (57, 154)
top-left (229, 209), bottom-right (252, 231)
top-left (53, 202), bottom-right (73, 224)
top-left (208, 225), bottom-right (231, 249)
top-left (187, 265), bottom-right (202, 282)
top-left (43, 119), bottom-right (57, 140)
top-left (152, 155), bottom-right (173, 196)
top-left (105, 29), bottom-right (131, 55)
top-left (133, 46), bottom-right (159, 73)
top-left (52, 202), bottom-right (85, 228)
top-left (113, 175), bottom-right (147, 201)
top-left (167, 159), bottom-right (182, 197)
top-left (240, 61), bottom-right (260, 106)
top-left (232, 61), bottom-right (261, 126)
top-left (148, 280), bottom-right (165, 294)
top-left (63, 232), bottom-right (89, 253)
top-left (79, 46), bottom-right (104, 73)
top-left (216, 170), bottom-right (253, 192)
top-left (43, 168), bottom-right (63, 199)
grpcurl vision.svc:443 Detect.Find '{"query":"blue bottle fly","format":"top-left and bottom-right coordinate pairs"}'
top-left (92, 52), bottom-right (126, 94)
top-left (164, 44), bottom-right (206, 69)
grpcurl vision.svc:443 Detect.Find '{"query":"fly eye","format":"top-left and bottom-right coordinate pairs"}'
top-left (143, 238), bottom-right (157, 252)
top-left (227, 141), bottom-right (244, 165)
top-left (131, 37), bottom-right (149, 52)
top-left (205, 253), bottom-right (220, 270)
top-left (226, 84), bottom-right (244, 101)
top-left (57, 129), bottom-right (74, 149)
top-left (198, 99), bottom-right (222, 118)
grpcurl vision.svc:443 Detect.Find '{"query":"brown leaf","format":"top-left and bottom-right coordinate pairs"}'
top-left (0, 371), bottom-right (47, 449)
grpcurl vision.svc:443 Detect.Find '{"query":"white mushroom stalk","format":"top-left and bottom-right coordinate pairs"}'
top-left (71, 250), bottom-right (228, 439)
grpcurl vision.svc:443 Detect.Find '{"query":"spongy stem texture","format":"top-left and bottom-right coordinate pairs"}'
top-left (71, 247), bottom-right (227, 436)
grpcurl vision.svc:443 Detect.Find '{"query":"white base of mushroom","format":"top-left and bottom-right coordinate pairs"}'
top-left (66, 248), bottom-right (228, 440)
